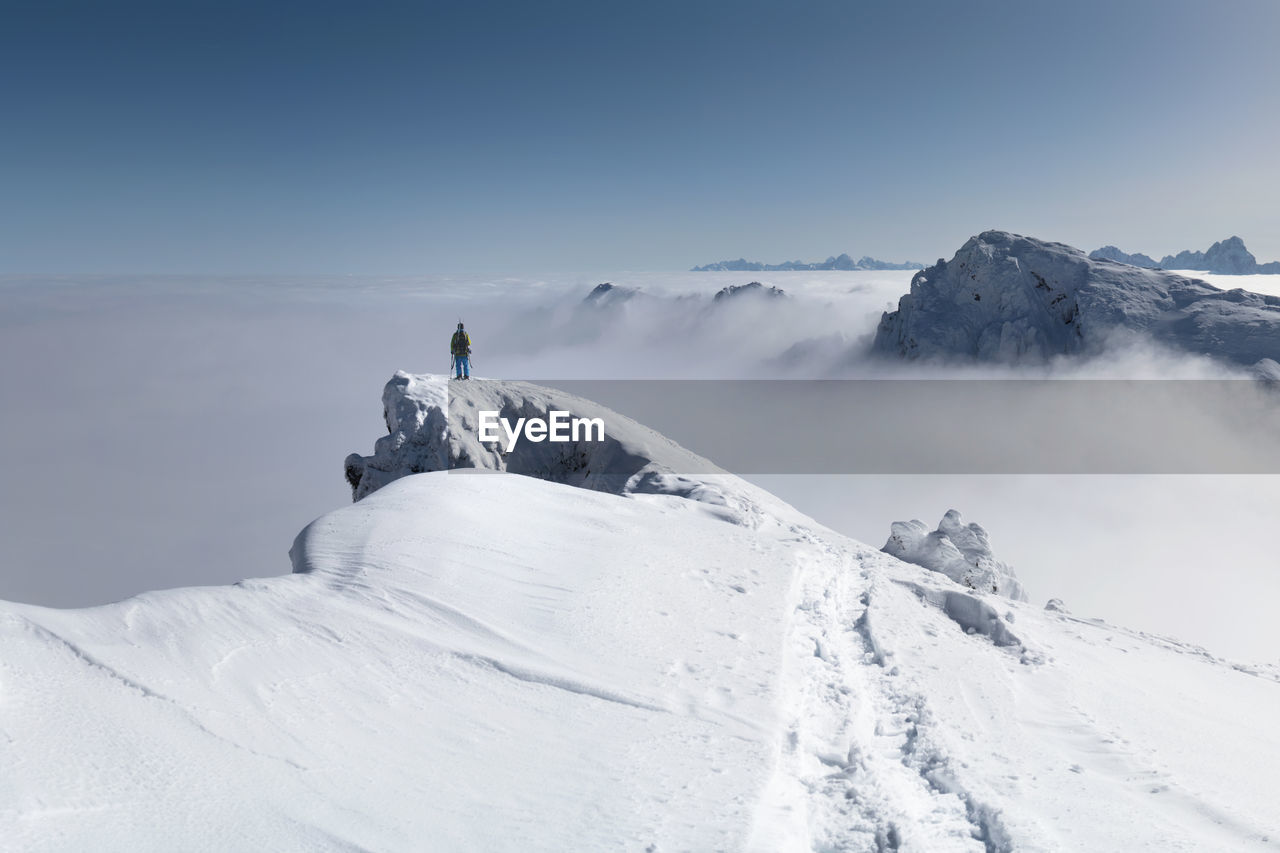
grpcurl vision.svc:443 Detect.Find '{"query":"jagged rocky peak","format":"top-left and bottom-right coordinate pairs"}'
top-left (873, 230), bottom-right (1280, 367)
top-left (1094, 235), bottom-right (1280, 274)
top-left (713, 281), bottom-right (787, 301)
top-left (1198, 236), bottom-right (1256, 275)
top-left (1159, 237), bottom-right (1260, 274)
top-left (883, 509), bottom-right (1029, 602)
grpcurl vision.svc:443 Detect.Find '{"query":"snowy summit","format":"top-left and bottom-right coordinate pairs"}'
top-left (2, 374), bottom-right (1278, 851)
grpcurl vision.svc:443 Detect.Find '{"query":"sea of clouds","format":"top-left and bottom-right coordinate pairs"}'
top-left (2, 270), bottom-right (1277, 662)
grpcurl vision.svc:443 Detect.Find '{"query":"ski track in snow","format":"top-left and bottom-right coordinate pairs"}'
top-left (750, 527), bottom-right (1009, 853)
top-left (747, 516), bottom-right (1280, 853)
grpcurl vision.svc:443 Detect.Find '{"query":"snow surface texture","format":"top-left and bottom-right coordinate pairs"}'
top-left (4, 377), bottom-right (1280, 851)
top-left (882, 510), bottom-right (1029, 602)
top-left (874, 230), bottom-right (1280, 369)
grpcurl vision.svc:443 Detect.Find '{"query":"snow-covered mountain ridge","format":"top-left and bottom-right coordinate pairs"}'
top-left (3, 376), bottom-right (1279, 851)
top-left (874, 230), bottom-right (1280, 369)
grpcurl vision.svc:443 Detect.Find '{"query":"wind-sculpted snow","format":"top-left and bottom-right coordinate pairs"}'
top-left (873, 230), bottom-right (1280, 369)
top-left (5, 378), bottom-right (1280, 850)
top-left (883, 510), bottom-right (1029, 602)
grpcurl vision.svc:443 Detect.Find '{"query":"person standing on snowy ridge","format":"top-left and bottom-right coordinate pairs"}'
top-left (450, 322), bottom-right (472, 380)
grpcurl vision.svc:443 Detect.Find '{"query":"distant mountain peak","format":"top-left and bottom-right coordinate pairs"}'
top-left (712, 281), bottom-right (787, 301)
top-left (1090, 236), bottom-right (1280, 274)
top-left (692, 253), bottom-right (923, 272)
top-left (581, 282), bottom-right (644, 306)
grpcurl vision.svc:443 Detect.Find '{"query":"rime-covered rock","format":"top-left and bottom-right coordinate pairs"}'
top-left (883, 509), bottom-right (1029, 601)
top-left (343, 372), bottom-right (745, 508)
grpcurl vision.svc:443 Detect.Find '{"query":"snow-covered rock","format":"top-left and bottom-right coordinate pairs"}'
top-left (882, 509), bottom-right (1029, 602)
top-left (873, 230), bottom-right (1280, 367)
top-left (1253, 357), bottom-right (1280, 383)
top-left (344, 372), bottom-right (751, 513)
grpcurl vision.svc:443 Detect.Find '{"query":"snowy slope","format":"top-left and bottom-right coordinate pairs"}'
top-left (3, 377), bottom-right (1279, 852)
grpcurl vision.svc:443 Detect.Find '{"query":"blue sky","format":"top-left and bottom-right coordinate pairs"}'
top-left (2, 0), bottom-right (1278, 273)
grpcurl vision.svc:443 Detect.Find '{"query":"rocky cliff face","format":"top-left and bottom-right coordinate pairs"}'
top-left (873, 230), bottom-right (1280, 368)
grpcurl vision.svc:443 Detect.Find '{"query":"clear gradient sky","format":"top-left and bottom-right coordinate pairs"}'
top-left (3, 0), bottom-right (1278, 273)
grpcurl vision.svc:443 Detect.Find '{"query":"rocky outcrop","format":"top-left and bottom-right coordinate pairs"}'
top-left (873, 230), bottom-right (1280, 367)
top-left (344, 372), bottom-right (733, 503)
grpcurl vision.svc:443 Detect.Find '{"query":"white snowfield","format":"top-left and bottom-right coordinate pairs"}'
top-left (3, 377), bottom-right (1279, 852)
